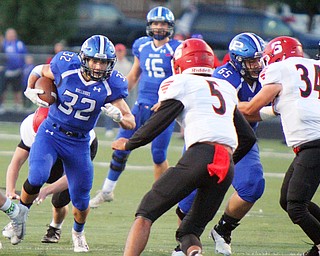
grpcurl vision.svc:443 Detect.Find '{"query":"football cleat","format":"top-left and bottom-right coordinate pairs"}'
top-left (41, 225), bottom-right (61, 243)
top-left (72, 229), bottom-right (89, 253)
top-left (89, 190), bottom-right (114, 208)
top-left (302, 245), bottom-right (320, 256)
top-left (10, 204), bottom-right (28, 245)
top-left (210, 227), bottom-right (232, 256)
top-left (171, 244), bottom-right (185, 256)
top-left (2, 222), bottom-right (14, 239)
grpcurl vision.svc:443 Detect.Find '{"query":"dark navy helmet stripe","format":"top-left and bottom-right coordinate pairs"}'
top-left (244, 32), bottom-right (263, 52)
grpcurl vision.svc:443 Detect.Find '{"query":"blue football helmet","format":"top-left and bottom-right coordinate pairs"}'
top-left (146, 6), bottom-right (175, 40)
top-left (229, 32), bottom-right (266, 80)
top-left (79, 35), bottom-right (116, 81)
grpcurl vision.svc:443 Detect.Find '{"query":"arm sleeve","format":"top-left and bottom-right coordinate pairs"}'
top-left (125, 99), bottom-right (184, 150)
top-left (232, 107), bottom-right (257, 164)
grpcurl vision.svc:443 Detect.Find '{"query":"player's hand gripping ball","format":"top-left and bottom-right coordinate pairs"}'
top-left (34, 77), bottom-right (57, 105)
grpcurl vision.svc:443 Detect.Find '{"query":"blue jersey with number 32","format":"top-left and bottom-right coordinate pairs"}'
top-left (132, 36), bottom-right (180, 105)
top-left (48, 51), bottom-right (128, 133)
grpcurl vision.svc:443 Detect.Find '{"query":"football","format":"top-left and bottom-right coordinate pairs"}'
top-left (34, 77), bottom-right (57, 105)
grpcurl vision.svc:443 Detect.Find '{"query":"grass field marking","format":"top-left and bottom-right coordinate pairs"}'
top-left (0, 134), bottom-right (20, 140)
top-left (260, 151), bottom-right (294, 159)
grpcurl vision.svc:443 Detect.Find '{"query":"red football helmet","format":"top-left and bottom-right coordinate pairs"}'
top-left (262, 36), bottom-right (303, 66)
top-left (172, 38), bottom-right (215, 75)
top-left (33, 107), bottom-right (49, 133)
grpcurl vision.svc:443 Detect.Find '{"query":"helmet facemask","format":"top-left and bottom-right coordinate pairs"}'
top-left (80, 54), bottom-right (116, 81)
top-left (146, 22), bottom-right (174, 40)
top-left (240, 52), bottom-right (263, 80)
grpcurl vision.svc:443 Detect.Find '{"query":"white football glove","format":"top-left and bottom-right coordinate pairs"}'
top-left (101, 103), bottom-right (123, 123)
top-left (24, 87), bottom-right (49, 107)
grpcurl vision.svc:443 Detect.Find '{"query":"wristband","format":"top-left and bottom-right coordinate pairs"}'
top-left (31, 65), bottom-right (44, 77)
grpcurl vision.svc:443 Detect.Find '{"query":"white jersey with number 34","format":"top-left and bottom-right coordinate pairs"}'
top-left (260, 57), bottom-right (320, 147)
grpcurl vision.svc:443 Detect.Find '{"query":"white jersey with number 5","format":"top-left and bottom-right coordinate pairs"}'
top-left (158, 73), bottom-right (238, 150)
top-left (259, 57), bottom-right (320, 147)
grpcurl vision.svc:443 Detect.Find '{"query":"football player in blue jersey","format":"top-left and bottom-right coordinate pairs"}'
top-left (2, 107), bottom-right (98, 244)
top-left (90, 6), bottom-right (181, 208)
top-left (172, 33), bottom-right (266, 256)
top-left (22, 35), bottom-right (135, 252)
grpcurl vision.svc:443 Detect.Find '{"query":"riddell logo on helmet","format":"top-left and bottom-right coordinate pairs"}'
top-left (191, 67), bottom-right (211, 73)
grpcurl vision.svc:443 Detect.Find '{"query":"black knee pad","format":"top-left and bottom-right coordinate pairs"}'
top-left (112, 151), bottom-right (129, 163)
top-left (51, 189), bottom-right (70, 208)
top-left (110, 152), bottom-right (129, 172)
top-left (23, 179), bottom-right (42, 195)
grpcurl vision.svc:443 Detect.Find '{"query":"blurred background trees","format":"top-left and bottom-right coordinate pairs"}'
top-left (0, 0), bottom-right (318, 46)
top-left (0, 0), bottom-right (79, 45)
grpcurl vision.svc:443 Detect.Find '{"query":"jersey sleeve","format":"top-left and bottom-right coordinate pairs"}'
top-left (259, 63), bottom-right (283, 86)
top-left (50, 51), bottom-right (79, 85)
top-left (105, 70), bottom-right (129, 102)
top-left (158, 75), bottom-right (185, 103)
top-left (131, 37), bottom-right (151, 59)
top-left (213, 64), bottom-right (241, 90)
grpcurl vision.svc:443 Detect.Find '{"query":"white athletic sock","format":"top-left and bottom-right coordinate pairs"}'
top-left (0, 198), bottom-right (19, 218)
top-left (50, 220), bottom-right (63, 229)
top-left (102, 179), bottom-right (117, 193)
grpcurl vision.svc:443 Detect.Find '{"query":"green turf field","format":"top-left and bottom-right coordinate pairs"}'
top-left (0, 122), bottom-right (316, 255)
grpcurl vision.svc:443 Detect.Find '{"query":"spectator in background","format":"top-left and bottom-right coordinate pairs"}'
top-left (0, 34), bottom-right (5, 114)
top-left (46, 41), bottom-right (65, 64)
top-left (22, 55), bottom-right (35, 109)
top-left (114, 43), bottom-right (132, 75)
top-left (105, 43), bottom-right (134, 137)
top-left (0, 28), bottom-right (27, 111)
